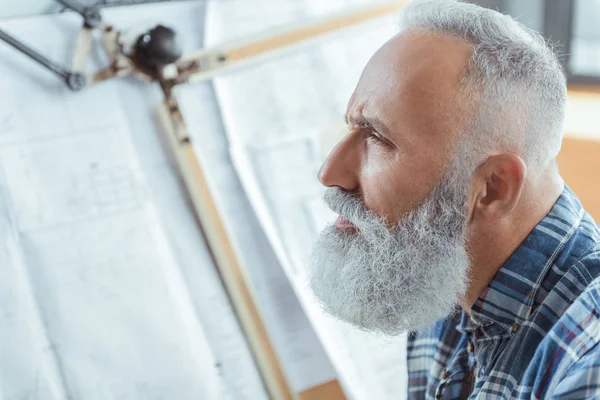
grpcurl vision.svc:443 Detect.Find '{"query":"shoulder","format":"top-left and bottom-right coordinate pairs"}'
top-left (521, 271), bottom-right (600, 397)
top-left (551, 334), bottom-right (600, 399)
top-left (547, 258), bottom-right (600, 398)
top-left (559, 269), bottom-right (600, 344)
top-left (544, 267), bottom-right (600, 360)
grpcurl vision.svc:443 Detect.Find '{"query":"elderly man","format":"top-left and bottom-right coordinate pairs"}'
top-left (309, 0), bottom-right (600, 398)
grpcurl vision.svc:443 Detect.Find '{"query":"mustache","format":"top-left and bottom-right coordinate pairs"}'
top-left (323, 187), bottom-right (385, 227)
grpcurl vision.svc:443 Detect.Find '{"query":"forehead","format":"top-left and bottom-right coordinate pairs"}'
top-left (348, 31), bottom-right (473, 141)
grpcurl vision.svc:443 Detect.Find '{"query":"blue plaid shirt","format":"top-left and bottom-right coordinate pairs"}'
top-left (407, 187), bottom-right (600, 399)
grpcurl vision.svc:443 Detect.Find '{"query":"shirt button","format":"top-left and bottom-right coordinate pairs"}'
top-left (467, 341), bottom-right (474, 353)
top-left (511, 323), bottom-right (520, 335)
top-left (439, 369), bottom-right (449, 380)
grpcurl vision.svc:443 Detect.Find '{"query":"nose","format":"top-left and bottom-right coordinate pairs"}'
top-left (317, 130), bottom-right (360, 191)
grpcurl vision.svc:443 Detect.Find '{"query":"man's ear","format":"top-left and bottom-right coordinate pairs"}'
top-left (471, 153), bottom-right (527, 222)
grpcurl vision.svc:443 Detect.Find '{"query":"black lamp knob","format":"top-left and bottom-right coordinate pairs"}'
top-left (134, 25), bottom-right (183, 70)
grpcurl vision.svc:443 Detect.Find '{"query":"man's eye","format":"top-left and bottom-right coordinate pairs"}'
top-left (367, 130), bottom-right (383, 142)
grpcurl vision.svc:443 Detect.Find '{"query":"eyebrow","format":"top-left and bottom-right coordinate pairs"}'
top-left (344, 113), bottom-right (392, 139)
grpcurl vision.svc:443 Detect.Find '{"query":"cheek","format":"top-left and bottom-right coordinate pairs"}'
top-left (359, 153), bottom-right (415, 219)
top-left (358, 149), bottom-right (443, 223)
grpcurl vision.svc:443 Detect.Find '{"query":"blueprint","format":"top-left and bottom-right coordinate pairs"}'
top-left (0, 4), bottom-right (269, 399)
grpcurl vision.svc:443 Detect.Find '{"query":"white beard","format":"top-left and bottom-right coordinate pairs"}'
top-left (309, 168), bottom-right (472, 336)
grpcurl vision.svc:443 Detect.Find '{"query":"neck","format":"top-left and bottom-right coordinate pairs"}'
top-left (459, 170), bottom-right (564, 312)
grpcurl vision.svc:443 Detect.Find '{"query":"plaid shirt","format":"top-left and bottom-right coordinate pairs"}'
top-left (407, 187), bottom-right (600, 399)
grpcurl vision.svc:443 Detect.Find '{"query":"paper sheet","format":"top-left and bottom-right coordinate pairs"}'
top-left (204, 1), bottom-right (409, 399)
top-left (0, 4), bottom-right (268, 399)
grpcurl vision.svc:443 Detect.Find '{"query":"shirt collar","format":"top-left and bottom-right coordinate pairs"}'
top-left (468, 186), bottom-right (585, 331)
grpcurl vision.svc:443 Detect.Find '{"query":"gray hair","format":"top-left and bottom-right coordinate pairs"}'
top-left (397, 0), bottom-right (567, 171)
